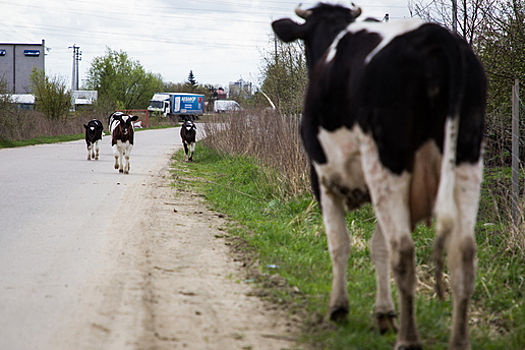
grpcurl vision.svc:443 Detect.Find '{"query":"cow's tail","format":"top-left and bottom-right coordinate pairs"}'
top-left (433, 34), bottom-right (466, 299)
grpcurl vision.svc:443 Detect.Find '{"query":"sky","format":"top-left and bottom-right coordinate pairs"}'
top-left (0, 0), bottom-right (416, 91)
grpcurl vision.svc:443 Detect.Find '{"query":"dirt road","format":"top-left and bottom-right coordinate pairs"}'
top-left (0, 129), bottom-right (299, 350)
top-left (52, 162), bottom-right (299, 350)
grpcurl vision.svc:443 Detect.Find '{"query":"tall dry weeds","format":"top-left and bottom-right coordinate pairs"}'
top-left (202, 108), bottom-right (310, 198)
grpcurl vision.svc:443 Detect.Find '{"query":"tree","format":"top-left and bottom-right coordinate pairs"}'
top-left (260, 39), bottom-right (308, 116)
top-left (29, 68), bottom-right (72, 121)
top-left (185, 70), bottom-right (198, 92)
top-left (85, 47), bottom-right (164, 113)
top-left (408, 0), bottom-right (488, 45)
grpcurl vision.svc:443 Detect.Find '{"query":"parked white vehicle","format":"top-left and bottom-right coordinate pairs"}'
top-left (214, 100), bottom-right (241, 113)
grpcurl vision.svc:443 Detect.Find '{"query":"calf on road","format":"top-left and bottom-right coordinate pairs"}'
top-left (109, 112), bottom-right (138, 174)
top-left (180, 120), bottom-right (197, 161)
top-left (273, 3), bottom-right (486, 350)
top-left (83, 119), bottom-right (103, 161)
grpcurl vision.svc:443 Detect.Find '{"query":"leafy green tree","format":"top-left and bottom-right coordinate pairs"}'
top-left (85, 47), bottom-right (164, 113)
top-left (260, 40), bottom-right (308, 116)
top-left (29, 68), bottom-right (72, 121)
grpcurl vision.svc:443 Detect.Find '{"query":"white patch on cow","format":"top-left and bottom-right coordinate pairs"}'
top-left (351, 18), bottom-right (424, 64)
top-left (325, 30), bottom-right (350, 63)
top-left (434, 117), bottom-right (459, 238)
top-left (314, 126), bottom-right (368, 193)
top-left (325, 18), bottom-right (425, 65)
top-left (110, 119), bottom-right (120, 133)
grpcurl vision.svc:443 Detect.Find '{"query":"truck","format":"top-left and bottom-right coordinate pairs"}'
top-left (147, 92), bottom-right (205, 121)
top-left (214, 100), bottom-right (241, 113)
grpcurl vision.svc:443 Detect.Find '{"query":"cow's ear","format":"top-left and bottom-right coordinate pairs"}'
top-left (83, 124), bottom-right (88, 129)
top-left (130, 115), bottom-right (139, 121)
top-left (272, 18), bottom-right (306, 42)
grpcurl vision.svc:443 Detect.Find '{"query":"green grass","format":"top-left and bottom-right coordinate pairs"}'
top-left (0, 133), bottom-right (86, 148)
top-left (0, 124), bottom-right (176, 149)
top-left (173, 143), bottom-right (524, 349)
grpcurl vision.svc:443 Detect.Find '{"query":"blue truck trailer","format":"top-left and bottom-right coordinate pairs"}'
top-left (147, 92), bottom-right (205, 121)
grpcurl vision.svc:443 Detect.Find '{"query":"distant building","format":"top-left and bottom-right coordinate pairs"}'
top-left (228, 79), bottom-right (253, 99)
top-left (216, 87), bottom-right (227, 100)
top-left (0, 40), bottom-right (46, 94)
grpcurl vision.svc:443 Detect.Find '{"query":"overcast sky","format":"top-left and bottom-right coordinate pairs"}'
top-left (1, 0), bottom-right (416, 90)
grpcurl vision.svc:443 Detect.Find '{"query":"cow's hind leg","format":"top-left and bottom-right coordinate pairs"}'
top-left (87, 143), bottom-right (92, 160)
top-left (371, 225), bottom-right (398, 334)
top-left (444, 162), bottom-right (481, 350)
top-left (320, 185), bottom-right (350, 321)
top-left (360, 134), bottom-right (421, 350)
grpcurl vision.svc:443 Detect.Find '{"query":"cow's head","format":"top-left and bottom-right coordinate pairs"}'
top-left (183, 120), bottom-right (196, 132)
top-left (114, 114), bottom-right (139, 135)
top-left (272, 3), bottom-right (361, 73)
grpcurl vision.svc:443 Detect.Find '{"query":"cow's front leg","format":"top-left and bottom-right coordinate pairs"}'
top-left (87, 143), bottom-right (93, 160)
top-left (371, 225), bottom-right (397, 334)
top-left (118, 149), bottom-right (124, 173)
top-left (124, 155), bottom-right (130, 174)
top-left (183, 142), bottom-right (189, 159)
top-left (112, 144), bottom-right (119, 170)
top-left (189, 142), bottom-right (195, 161)
top-left (320, 185), bottom-right (350, 322)
top-left (94, 140), bottom-right (100, 160)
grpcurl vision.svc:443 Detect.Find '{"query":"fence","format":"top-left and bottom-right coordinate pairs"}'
top-left (511, 79), bottom-right (524, 224)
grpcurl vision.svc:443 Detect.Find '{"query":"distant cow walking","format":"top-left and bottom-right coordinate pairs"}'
top-left (83, 119), bottom-right (104, 160)
top-left (273, 3), bottom-right (486, 350)
top-left (180, 120), bottom-right (196, 161)
top-left (109, 112), bottom-right (138, 174)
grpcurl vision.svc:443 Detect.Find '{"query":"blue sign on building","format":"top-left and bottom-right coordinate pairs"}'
top-left (24, 50), bottom-right (40, 56)
top-left (0, 50), bottom-right (5, 56)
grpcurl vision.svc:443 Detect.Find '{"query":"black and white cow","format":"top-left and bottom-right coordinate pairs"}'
top-left (109, 112), bottom-right (138, 174)
top-left (83, 119), bottom-right (104, 160)
top-left (180, 120), bottom-right (197, 161)
top-left (273, 3), bottom-right (486, 350)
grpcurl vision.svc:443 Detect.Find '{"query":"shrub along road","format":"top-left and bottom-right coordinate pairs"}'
top-left (0, 128), bottom-right (298, 350)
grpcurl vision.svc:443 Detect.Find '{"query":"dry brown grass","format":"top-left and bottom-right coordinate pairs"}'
top-left (202, 108), bottom-right (310, 199)
top-left (0, 108), bottom-right (107, 142)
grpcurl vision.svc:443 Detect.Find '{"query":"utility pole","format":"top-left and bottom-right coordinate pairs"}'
top-left (452, 0), bottom-right (458, 33)
top-left (68, 44), bottom-right (82, 90)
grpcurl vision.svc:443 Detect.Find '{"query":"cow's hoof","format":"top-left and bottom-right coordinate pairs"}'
top-left (376, 311), bottom-right (398, 334)
top-left (395, 342), bottom-right (423, 350)
top-left (328, 306), bottom-right (349, 322)
top-left (124, 171), bottom-right (129, 174)
top-left (119, 169), bottom-right (124, 173)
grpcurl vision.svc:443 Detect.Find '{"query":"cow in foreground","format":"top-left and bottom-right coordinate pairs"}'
top-left (180, 120), bottom-right (197, 161)
top-left (109, 112), bottom-right (138, 174)
top-left (83, 119), bottom-right (104, 160)
top-left (273, 4), bottom-right (486, 349)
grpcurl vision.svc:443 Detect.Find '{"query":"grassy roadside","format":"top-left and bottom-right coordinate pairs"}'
top-left (170, 143), bottom-right (525, 350)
